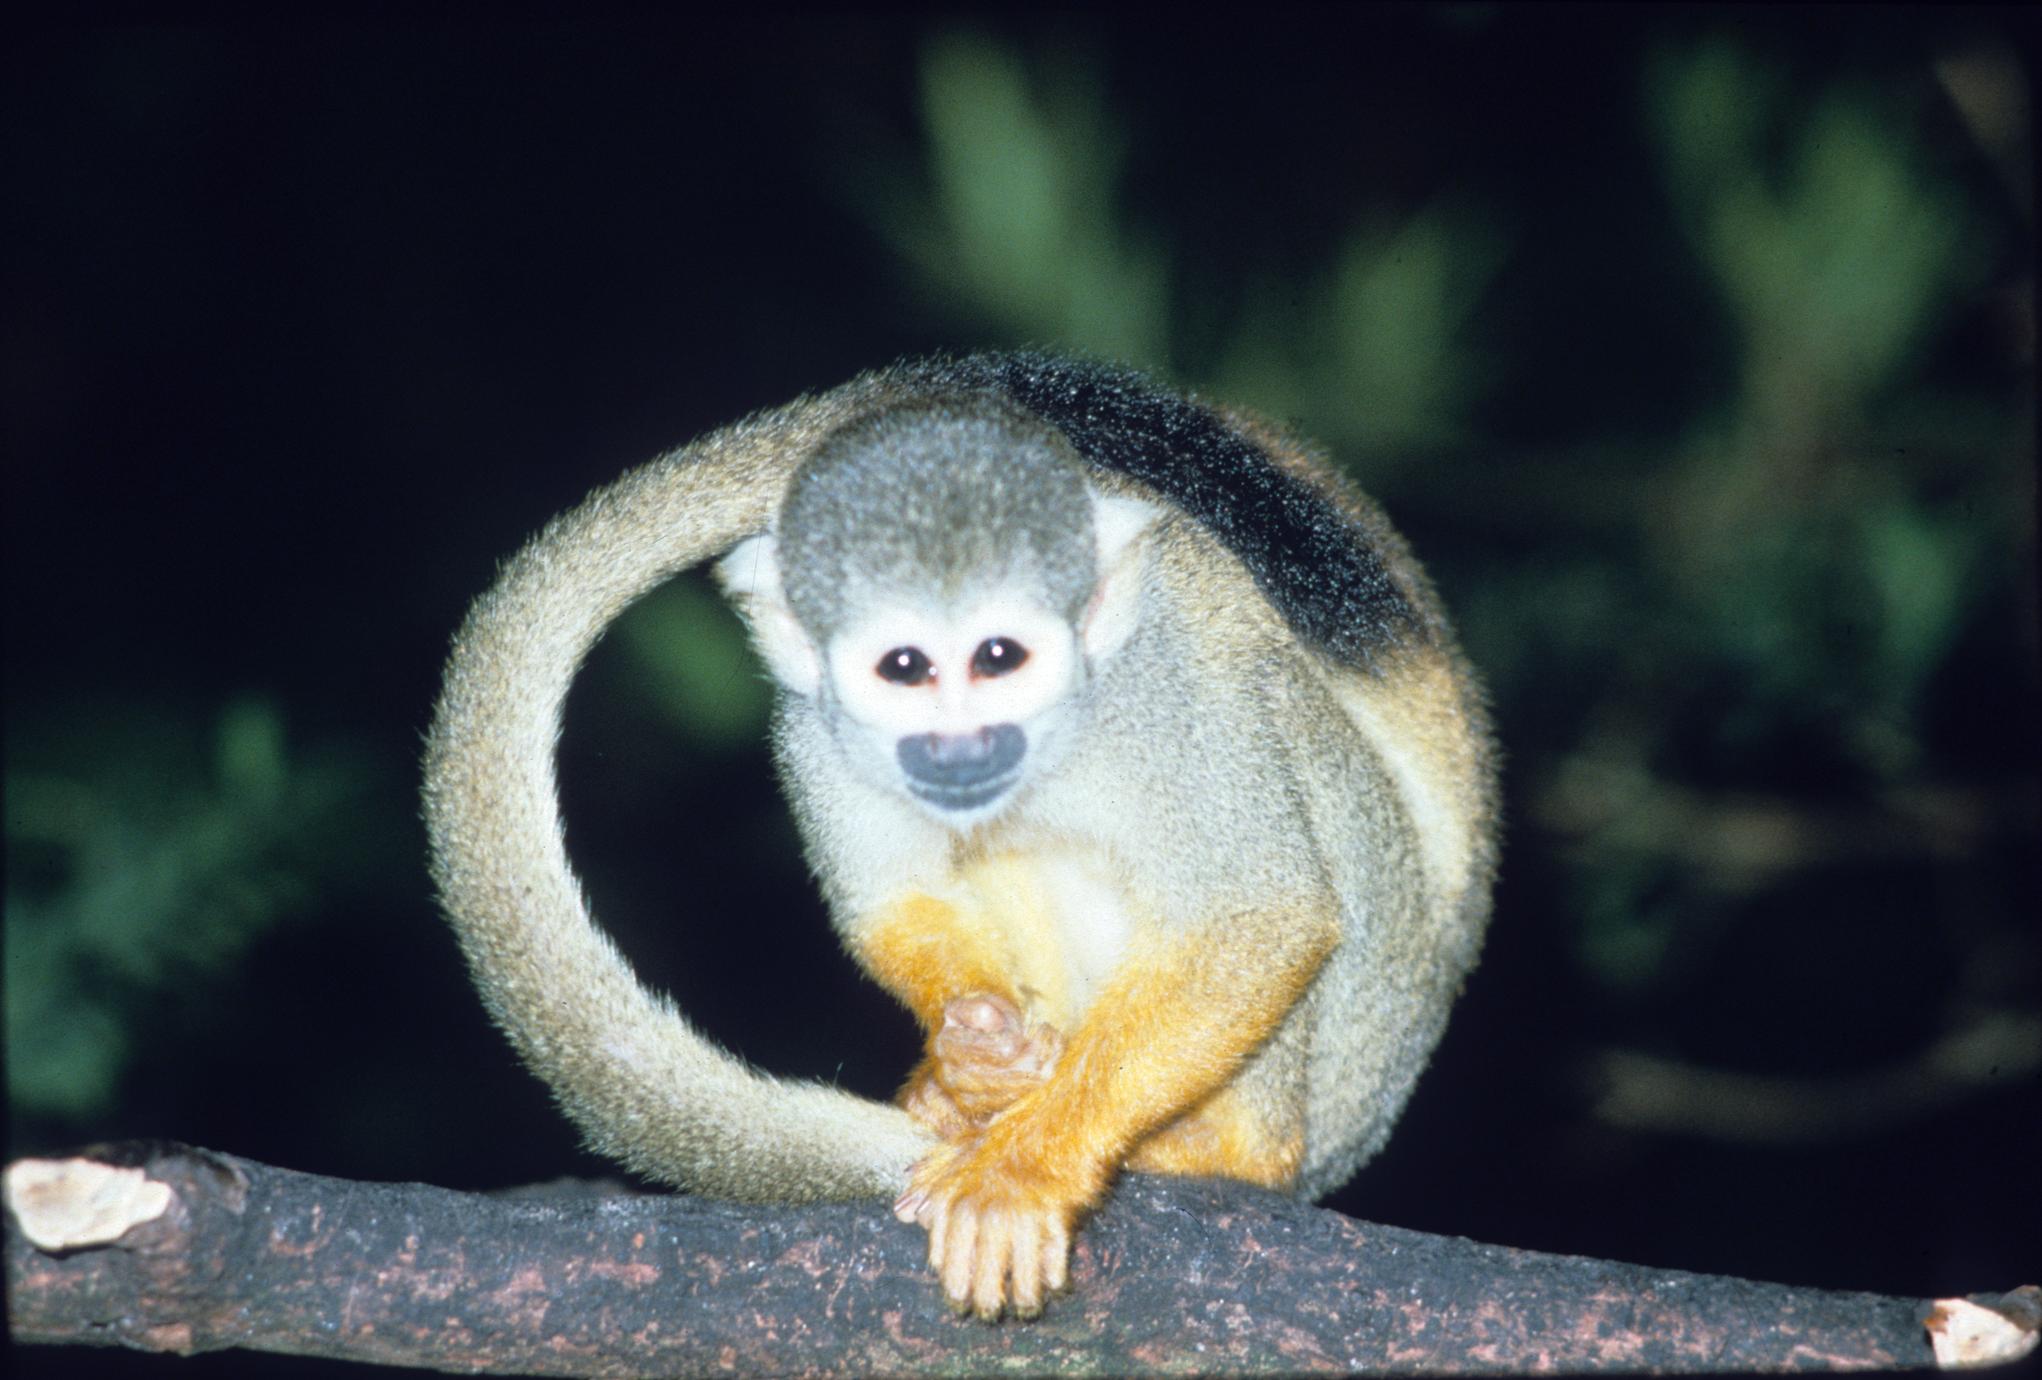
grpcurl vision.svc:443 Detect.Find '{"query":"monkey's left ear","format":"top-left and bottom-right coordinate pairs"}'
top-left (714, 533), bottom-right (821, 696)
top-left (1080, 493), bottom-right (1160, 661)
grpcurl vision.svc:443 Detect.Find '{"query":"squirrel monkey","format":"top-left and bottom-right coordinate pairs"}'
top-left (423, 353), bottom-right (1497, 1320)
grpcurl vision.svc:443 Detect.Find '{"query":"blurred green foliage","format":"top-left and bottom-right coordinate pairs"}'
top-left (884, 30), bottom-right (1508, 457)
top-left (613, 576), bottom-right (773, 750)
top-left (886, 32), bottom-right (1169, 366)
top-left (1652, 41), bottom-right (1976, 434)
top-left (5, 700), bottom-right (380, 1123)
top-left (858, 25), bottom-right (2030, 1020)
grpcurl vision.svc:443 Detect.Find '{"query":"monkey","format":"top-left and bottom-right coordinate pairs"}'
top-left (422, 352), bottom-right (1498, 1320)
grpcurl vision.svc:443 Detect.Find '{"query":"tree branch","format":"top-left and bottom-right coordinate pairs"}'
top-left (6, 1143), bottom-right (2036, 1375)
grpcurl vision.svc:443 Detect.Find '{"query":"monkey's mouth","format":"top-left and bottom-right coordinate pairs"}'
top-left (906, 774), bottom-right (1021, 812)
top-left (897, 725), bottom-right (1025, 812)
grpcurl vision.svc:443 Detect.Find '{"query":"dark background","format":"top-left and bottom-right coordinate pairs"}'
top-left (6, 10), bottom-right (2036, 1377)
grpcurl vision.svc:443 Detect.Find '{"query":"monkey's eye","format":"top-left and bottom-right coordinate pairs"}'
top-left (971, 637), bottom-right (1029, 679)
top-left (876, 647), bottom-right (935, 686)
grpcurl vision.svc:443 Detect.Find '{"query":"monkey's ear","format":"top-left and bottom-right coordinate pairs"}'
top-left (715, 534), bottom-right (821, 696)
top-left (1080, 493), bottom-right (1160, 662)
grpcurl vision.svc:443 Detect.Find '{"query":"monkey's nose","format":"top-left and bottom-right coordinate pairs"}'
top-left (926, 729), bottom-right (1001, 766)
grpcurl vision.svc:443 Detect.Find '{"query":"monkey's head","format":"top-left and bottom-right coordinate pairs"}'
top-left (717, 400), bottom-right (1156, 826)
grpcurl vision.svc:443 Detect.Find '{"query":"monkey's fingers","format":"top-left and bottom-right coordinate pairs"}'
top-left (936, 993), bottom-right (1029, 1067)
top-left (899, 1066), bottom-right (976, 1141)
top-left (937, 1207), bottom-right (980, 1314)
top-left (1007, 1213), bottom-right (1046, 1318)
top-left (937, 993), bottom-right (1065, 1073)
top-left (895, 1141), bottom-right (963, 1224)
top-left (924, 1197), bottom-right (1067, 1317)
top-left (969, 1211), bottom-right (1017, 1320)
top-left (935, 1200), bottom-right (1060, 1319)
top-left (941, 1200), bottom-right (1030, 1320)
top-left (944, 992), bottom-right (1025, 1037)
top-left (933, 994), bottom-right (1064, 1124)
top-left (904, 1129), bottom-right (1089, 1318)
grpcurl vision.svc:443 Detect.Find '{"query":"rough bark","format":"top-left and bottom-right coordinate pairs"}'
top-left (5, 1143), bottom-right (2036, 1376)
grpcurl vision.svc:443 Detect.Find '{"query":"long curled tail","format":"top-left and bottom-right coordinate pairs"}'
top-left (421, 385), bottom-right (933, 1200)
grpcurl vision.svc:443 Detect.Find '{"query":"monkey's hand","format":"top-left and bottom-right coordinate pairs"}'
top-left (891, 1105), bottom-right (1103, 1321)
top-left (900, 993), bottom-right (1064, 1140)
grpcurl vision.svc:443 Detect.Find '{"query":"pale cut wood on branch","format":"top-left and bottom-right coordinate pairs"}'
top-left (6, 1143), bottom-right (2037, 1375)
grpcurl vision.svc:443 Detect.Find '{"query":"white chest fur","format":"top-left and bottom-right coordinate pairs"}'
top-left (944, 845), bottom-right (1137, 1027)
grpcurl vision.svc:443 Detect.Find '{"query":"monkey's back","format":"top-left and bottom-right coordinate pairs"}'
top-left (912, 353), bottom-right (1438, 672)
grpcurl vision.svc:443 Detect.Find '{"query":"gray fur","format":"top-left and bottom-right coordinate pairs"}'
top-left (423, 378), bottom-right (939, 1200)
top-left (777, 399), bottom-right (1097, 633)
top-left (422, 354), bottom-right (1498, 1227)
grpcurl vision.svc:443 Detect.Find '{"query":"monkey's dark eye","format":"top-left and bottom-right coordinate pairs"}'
top-left (971, 638), bottom-right (1029, 679)
top-left (877, 647), bottom-right (934, 686)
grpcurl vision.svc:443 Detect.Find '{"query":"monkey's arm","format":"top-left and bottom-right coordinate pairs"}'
top-left (886, 904), bottom-right (1339, 1318)
top-left (855, 896), bottom-right (1027, 1027)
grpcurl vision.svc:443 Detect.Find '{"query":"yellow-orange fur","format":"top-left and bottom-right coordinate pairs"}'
top-left (860, 862), bottom-right (1335, 1315)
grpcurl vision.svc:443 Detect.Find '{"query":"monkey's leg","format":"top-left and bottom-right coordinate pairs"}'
top-left (1122, 1077), bottom-right (1304, 1188)
top-left (895, 905), bottom-right (1337, 1319)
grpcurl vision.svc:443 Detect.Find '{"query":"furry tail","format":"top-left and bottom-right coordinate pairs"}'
top-left (422, 394), bottom-right (932, 1200)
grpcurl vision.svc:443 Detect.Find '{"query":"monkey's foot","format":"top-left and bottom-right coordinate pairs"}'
top-left (900, 993), bottom-right (1064, 1139)
top-left (892, 1134), bottom-right (1097, 1321)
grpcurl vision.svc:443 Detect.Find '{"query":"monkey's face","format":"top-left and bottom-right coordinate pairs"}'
top-left (823, 595), bottom-right (1083, 823)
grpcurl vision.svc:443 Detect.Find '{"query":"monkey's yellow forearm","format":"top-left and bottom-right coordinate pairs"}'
top-left (855, 894), bottom-right (1024, 1033)
top-left (969, 907), bottom-right (1335, 1187)
top-left (894, 906), bottom-right (1336, 1317)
